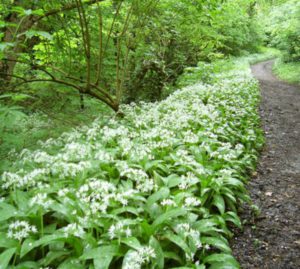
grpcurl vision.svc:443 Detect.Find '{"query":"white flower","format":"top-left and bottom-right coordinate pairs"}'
top-left (7, 220), bottom-right (37, 241)
top-left (123, 246), bottom-right (156, 269)
top-left (108, 221), bottom-right (132, 240)
top-left (30, 193), bottom-right (52, 209)
top-left (184, 197), bottom-right (201, 207)
top-left (62, 223), bottom-right (85, 238)
top-left (161, 199), bottom-right (176, 207)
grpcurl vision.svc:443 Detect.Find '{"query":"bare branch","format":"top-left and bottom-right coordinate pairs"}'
top-left (33, 0), bottom-right (106, 23)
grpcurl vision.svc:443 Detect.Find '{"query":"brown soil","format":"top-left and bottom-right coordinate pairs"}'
top-left (231, 60), bottom-right (300, 269)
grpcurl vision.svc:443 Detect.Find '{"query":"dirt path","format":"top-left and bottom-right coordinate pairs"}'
top-left (231, 60), bottom-right (300, 269)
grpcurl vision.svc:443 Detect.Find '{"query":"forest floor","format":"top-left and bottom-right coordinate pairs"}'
top-left (231, 60), bottom-right (300, 268)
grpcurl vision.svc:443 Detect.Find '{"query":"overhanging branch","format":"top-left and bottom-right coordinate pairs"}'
top-left (33, 0), bottom-right (107, 23)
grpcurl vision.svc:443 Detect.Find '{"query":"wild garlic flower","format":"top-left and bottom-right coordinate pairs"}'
top-left (30, 193), bottom-right (52, 209)
top-left (161, 199), bottom-right (176, 207)
top-left (7, 220), bottom-right (37, 241)
top-left (62, 223), bottom-right (85, 238)
top-left (184, 196), bottom-right (201, 207)
top-left (179, 172), bottom-right (199, 190)
top-left (123, 246), bottom-right (156, 269)
top-left (176, 223), bottom-right (202, 249)
top-left (108, 221), bottom-right (132, 240)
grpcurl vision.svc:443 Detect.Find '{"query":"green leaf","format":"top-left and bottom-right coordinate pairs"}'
top-left (163, 251), bottom-right (182, 263)
top-left (146, 187), bottom-right (170, 207)
top-left (0, 203), bottom-right (18, 222)
top-left (111, 206), bottom-right (140, 216)
top-left (0, 248), bottom-right (16, 269)
top-left (162, 174), bottom-right (182, 188)
top-left (80, 245), bottom-right (119, 269)
top-left (194, 219), bottom-right (219, 233)
top-left (223, 212), bottom-right (241, 228)
top-left (40, 250), bottom-right (70, 267)
top-left (122, 250), bottom-right (138, 269)
top-left (164, 232), bottom-right (191, 254)
top-left (201, 236), bottom-right (231, 253)
top-left (21, 234), bottom-right (65, 258)
top-left (149, 236), bottom-right (164, 269)
top-left (121, 237), bottom-right (141, 250)
top-left (209, 262), bottom-right (240, 269)
top-left (203, 254), bottom-right (239, 268)
top-left (153, 208), bottom-right (186, 227)
top-left (0, 233), bottom-right (18, 249)
top-left (213, 194), bottom-right (225, 215)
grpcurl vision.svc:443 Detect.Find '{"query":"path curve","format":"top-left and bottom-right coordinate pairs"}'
top-left (231, 60), bottom-right (300, 269)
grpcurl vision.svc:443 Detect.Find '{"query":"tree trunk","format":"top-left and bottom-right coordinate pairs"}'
top-left (0, 12), bottom-right (36, 92)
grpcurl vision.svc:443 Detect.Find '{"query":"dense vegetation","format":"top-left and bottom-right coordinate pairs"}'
top-left (0, 0), bottom-right (298, 268)
top-left (263, 0), bottom-right (300, 83)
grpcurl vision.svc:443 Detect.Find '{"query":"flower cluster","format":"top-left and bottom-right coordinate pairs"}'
top-left (7, 220), bottom-right (37, 241)
top-left (0, 59), bottom-right (263, 268)
top-left (123, 246), bottom-right (156, 269)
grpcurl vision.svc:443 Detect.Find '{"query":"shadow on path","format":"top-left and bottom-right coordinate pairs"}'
top-left (231, 60), bottom-right (300, 269)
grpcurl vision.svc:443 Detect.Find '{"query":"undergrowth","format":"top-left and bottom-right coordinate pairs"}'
top-left (0, 89), bottom-right (112, 173)
top-left (273, 59), bottom-right (300, 84)
top-left (0, 55), bottom-right (265, 269)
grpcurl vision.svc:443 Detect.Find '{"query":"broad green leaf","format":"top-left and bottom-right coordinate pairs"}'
top-left (21, 234), bottom-right (65, 258)
top-left (209, 262), bottom-right (240, 269)
top-left (122, 250), bottom-right (138, 269)
top-left (0, 248), bottom-right (16, 269)
top-left (163, 174), bottom-right (182, 188)
top-left (81, 244), bottom-right (119, 269)
top-left (153, 208), bottom-right (186, 227)
top-left (146, 187), bottom-right (170, 207)
top-left (58, 258), bottom-right (84, 269)
top-left (14, 261), bottom-right (40, 268)
top-left (121, 237), bottom-right (141, 250)
top-left (40, 250), bottom-right (70, 267)
top-left (112, 206), bottom-right (140, 216)
top-left (194, 219), bottom-right (219, 233)
top-left (164, 232), bottom-right (191, 254)
top-left (149, 236), bottom-right (164, 269)
top-left (201, 236), bottom-right (231, 253)
top-left (0, 203), bottom-right (18, 222)
top-left (223, 212), bottom-right (241, 228)
top-left (203, 253), bottom-right (239, 268)
top-left (0, 232), bottom-right (18, 249)
top-left (213, 194), bottom-right (225, 215)
top-left (163, 251), bottom-right (182, 263)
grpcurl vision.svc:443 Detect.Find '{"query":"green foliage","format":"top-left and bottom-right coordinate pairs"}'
top-left (174, 48), bottom-right (280, 90)
top-left (0, 0), bottom-right (264, 108)
top-left (0, 89), bottom-right (111, 173)
top-left (0, 57), bottom-right (263, 268)
top-left (264, 0), bottom-right (300, 62)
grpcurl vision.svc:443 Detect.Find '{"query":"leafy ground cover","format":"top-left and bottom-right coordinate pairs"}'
top-left (273, 59), bottom-right (300, 85)
top-left (0, 58), bottom-right (264, 269)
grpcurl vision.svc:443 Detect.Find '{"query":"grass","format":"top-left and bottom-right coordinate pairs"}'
top-left (273, 59), bottom-right (300, 84)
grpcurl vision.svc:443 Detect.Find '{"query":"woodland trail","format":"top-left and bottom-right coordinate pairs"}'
top-left (231, 60), bottom-right (300, 269)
